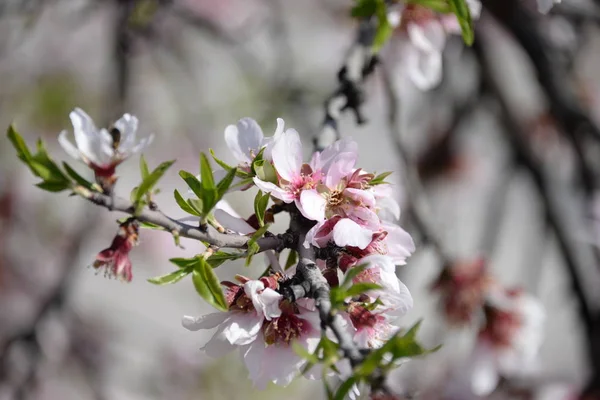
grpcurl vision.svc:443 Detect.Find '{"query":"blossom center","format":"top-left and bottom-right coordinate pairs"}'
top-left (263, 312), bottom-right (310, 346)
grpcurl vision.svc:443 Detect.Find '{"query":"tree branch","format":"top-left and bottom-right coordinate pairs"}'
top-left (74, 187), bottom-right (286, 252)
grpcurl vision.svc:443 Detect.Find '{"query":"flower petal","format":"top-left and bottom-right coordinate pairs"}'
top-left (181, 312), bottom-right (228, 331)
top-left (225, 118), bottom-right (264, 164)
top-left (58, 131), bottom-right (82, 161)
top-left (222, 312), bottom-right (263, 345)
top-left (333, 218), bottom-right (374, 249)
top-left (298, 190), bottom-right (326, 221)
top-left (113, 113), bottom-right (139, 152)
top-left (272, 129), bottom-right (303, 182)
top-left (253, 177), bottom-right (295, 202)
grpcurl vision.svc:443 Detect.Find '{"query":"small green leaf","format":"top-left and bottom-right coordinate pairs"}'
top-left (7, 124), bottom-right (32, 164)
top-left (36, 180), bottom-right (71, 192)
top-left (199, 153), bottom-right (216, 191)
top-left (134, 160), bottom-right (175, 204)
top-left (180, 170), bottom-right (203, 197)
top-left (253, 159), bottom-right (278, 184)
top-left (169, 257), bottom-right (199, 268)
top-left (174, 189), bottom-right (201, 216)
top-left (140, 154), bottom-right (150, 179)
top-left (192, 258), bottom-right (228, 311)
top-left (351, 0), bottom-right (377, 17)
top-left (407, 0), bottom-right (452, 13)
top-left (63, 162), bottom-right (93, 189)
top-left (284, 250), bottom-right (298, 270)
top-left (334, 376), bottom-right (358, 400)
top-left (148, 265), bottom-right (193, 285)
top-left (216, 167), bottom-right (237, 199)
top-left (369, 171), bottom-right (393, 185)
top-left (448, 0), bottom-right (474, 45)
top-left (373, 0), bottom-right (393, 52)
top-left (209, 148), bottom-right (234, 171)
top-left (292, 340), bottom-right (320, 364)
top-left (341, 263), bottom-right (368, 288)
top-left (229, 177), bottom-right (254, 191)
top-left (206, 251), bottom-right (243, 268)
top-left (345, 282), bottom-right (382, 298)
top-left (253, 190), bottom-right (270, 227)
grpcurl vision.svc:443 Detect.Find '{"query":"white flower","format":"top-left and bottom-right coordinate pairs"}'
top-left (224, 117), bottom-right (284, 166)
top-left (467, 288), bottom-right (545, 396)
top-left (58, 108), bottom-right (153, 174)
top-left (182, 279), bottom-right (282, 357)
top-left (241, 302), bottom-right (321, 389)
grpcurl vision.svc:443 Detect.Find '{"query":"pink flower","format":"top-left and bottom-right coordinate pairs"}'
top-left (241, 299), bottom-right (321, 389)
top-left (305, 215), bottom-right (376, 250)
top-left (93, 219), bottom-right (140, 282)
top-left (59, 108), bottom-right (153, 184)
top-left (182, 278), bottom-right (282, 357)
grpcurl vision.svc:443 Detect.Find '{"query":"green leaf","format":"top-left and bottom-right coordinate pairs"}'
top-left (229, 177), bottom-right (254, 191)
top-left (169, 257), bottom-right (199, 269)
top-left (373, 0), bottom-right (393, 52)
top-left (209, 148), bottom-right (234, 171)
top-left (140, 154), bottom-right (150, 179)
top-left (63, 162), bottom-right (93, 189)
top-left (192, 258), bottom-right (228, 311)
top-left (174, 189), bottom-right (201, 216)
top-left (253, 159), bottom-right (278, 184)
top-left (284, 250), bottom-right (298, 270)
top-left (30, 140), bottom-right (70, 183)
top-left (180, 170), bottom-right (203, 198)
top-left (36, 180), bottom-right (71, 192)
top-left (345, 282), bottom-right (382, 298)
top-left (134, 160), bottom-right (175, 204)
top-left (206, 251), bottom-right (242, 268)
top-left (7, 124), bottom-right (32, 164)
top-left (253, 191), bottom-right (270, 227)
top-left (244, 223), bottom-right (269, 266)
top-left (341, 263), bottom-right (368, 288)
top-left (292, 340), bottom-right (320, 364)
top-left (148, 265), bottom-right (193, 285)
top-left (188, 199), bottom-right (205, 216)
top-left (199, 153), bottom-right (216, 191)
top-left (216, 167), bottom-right (237, 199)
top-left (369, 171), bottom-right (393, 186)
top-left (334, 376), bottom-right (358, 400)
top-left (407, 0), bottom-right (452, 13)
top-left (351, 0), bottom-right (377, 17)
top-left (448, 0), bottom-right (474, 45)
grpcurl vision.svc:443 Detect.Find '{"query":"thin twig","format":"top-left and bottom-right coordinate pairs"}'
top-left (75, 187), bottom-right (287, 252)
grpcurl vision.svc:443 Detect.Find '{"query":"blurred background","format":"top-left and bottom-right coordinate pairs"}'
top-left (1, 0), bottom-right (600, 399)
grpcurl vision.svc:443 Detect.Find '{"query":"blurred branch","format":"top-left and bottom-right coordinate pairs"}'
top-left (380, 62), bottom-right (453, 266)
top-left (313, 18), bottom-right (379, 151)
top-left (0, 209), bottom-right (100, 399)
top-left (474, 31), bottom-right (600, 387)
top-left (484, 0), bottom-right (599, 196)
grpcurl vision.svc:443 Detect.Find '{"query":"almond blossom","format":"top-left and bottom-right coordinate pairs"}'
top-left (182, 277), bottom-right (282, 357)
top-left (93, 218), bottom-right (140, 282)
top-left (468, 287), bottom-right (545, 396)
top-left (58, 108), bottom-right (153, 184)
top-left (390, 1), bottom-right (482, 90)
top-left (241, 299), bottom-right (321, 389)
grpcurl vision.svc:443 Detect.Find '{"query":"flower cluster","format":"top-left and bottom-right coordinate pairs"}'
top-left (183, 118), bottom-right (416, 388)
